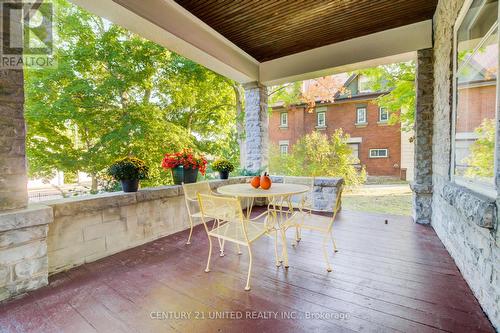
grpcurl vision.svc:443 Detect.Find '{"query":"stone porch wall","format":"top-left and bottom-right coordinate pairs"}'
top-left (45, 177), bottom-right (249, 274)
top-left (432, 0), bottom-right (499, 329)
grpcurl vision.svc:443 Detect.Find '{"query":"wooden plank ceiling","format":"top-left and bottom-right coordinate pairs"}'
top-left (174, 0), bottom-right (438, 62)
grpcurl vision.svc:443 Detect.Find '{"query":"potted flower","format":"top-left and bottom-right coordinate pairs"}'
top-left (107, 157), bottom-right (149, 192)
top-left (161, 148), bottom-right (207, 185)
top-left (212, 159), bottom-right (234, 180)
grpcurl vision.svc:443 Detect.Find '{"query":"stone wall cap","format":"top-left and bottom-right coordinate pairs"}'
top-left (314, 177), bottom-right (344, 187)
top-left (0, 204), bottom-right (53, 232)
top-left (136, 186), bottom-right (180, 202)
top-left (46, 192), bottom-right (137, 217)
top-left (440, 182), bottom-right (496, 229)
top-left (41, 177), bottom-right (251, 217)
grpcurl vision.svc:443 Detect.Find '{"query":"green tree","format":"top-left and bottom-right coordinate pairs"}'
top-left (357, 62), bottom-right (416, 131)
top-left (463, 119), bottom-right (495, 179)
top-left (269, 130), bottom-right (366, 185)
top-left (25, 0), bottom-right (239, 190)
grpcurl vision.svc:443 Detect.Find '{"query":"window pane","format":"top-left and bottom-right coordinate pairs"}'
top-left (454, 0), bottom-right (498, 186)
top-left (317, 112), bottom-right (325, 126)
top-left (357, 108), bottom-right (366, 123)
top-left (380, 108), bottom-right (388, 121)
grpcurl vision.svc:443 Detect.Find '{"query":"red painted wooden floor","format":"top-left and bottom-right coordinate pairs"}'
top-left (0, 209), bottom-right (495, 333)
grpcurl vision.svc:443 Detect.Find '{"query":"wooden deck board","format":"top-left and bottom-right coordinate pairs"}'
top-left (0, 209), bottom-right (494, 333)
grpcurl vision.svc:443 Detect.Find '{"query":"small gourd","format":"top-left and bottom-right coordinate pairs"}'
top-left (250, 176), bottom-right (260, 188)
top-left (260, 172), bottom-right (272, 190)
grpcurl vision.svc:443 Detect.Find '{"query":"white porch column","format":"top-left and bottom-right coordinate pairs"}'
top-left (243, 82), bottom-right (268, 172)
top-left (411, 48), bottom-right (434, 224)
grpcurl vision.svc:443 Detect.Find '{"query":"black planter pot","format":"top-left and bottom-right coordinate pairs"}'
top-left (219, 171), bottom-right (229, 180)
top-left (120, 179), bottom-right (140, 192)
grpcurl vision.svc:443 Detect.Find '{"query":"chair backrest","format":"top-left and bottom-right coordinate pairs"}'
top-left (328, 185), bottom-right (344, 230)
top-left (182, 181), bottom-right (212, 201)
top-left (198, 193), bottom-right (252, 241)
top-left (197, 193), bottom-right (244, 223)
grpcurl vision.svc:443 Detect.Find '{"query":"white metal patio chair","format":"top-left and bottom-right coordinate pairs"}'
top-left (182, 181), bottom-right (215, 245)
top-left (284, 185), bottom-right (343, 272)
top-left (282, 176), bottom-right (315, 244)
top-left (197, 193), bottom-right (272, 291)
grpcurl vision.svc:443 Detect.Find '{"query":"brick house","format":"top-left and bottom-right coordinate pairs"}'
top-left (270, 74), bottom-right (412, 179)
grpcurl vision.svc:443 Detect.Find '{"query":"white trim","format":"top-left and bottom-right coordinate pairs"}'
top-left (356, 107), bottom-right (367, 124)
top-left (278, 140), bottom-right (289, 146)
top-left (369, 149), bottom-right (389, 158)
top-left (347, 137), bottom-right (363, 144)
top-left (379, 107), bottom-right (389, 122)
top-left (317, 111), bottom-right (326, 127)
top-left (279, 143), bottom-right (289, 155)
top-left (259, 21), bottom-right (431, 85)
top-left (280, 112), bottom-right (288, 127)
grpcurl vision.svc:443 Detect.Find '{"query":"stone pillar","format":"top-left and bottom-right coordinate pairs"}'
top-left (411, 48), bottom-right (434, 225)
top-left (243, 82), bottom-right (268, 173)
top-left (0, 5), bottom-right (28, 211)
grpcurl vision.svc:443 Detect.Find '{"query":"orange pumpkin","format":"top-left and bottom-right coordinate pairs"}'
top-left (250, 176), bottom-right (260, 188)
top-left (260, 172), bottom-right (272, 190)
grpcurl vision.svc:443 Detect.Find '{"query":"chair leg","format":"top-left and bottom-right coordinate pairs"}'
top-left (274, 231), bottom-right (281, 267)
top-left (280, 228), bottom-right (289, 268)
top-left (220, 240), bottom-right (225, 257)
top-left (322, 235), bottom-right (332, 272)
top-left (245, 245), bottom-right (253, 291)
top-left (293, 225), bottom-right (301, 246)
top-left (330, 232), bottom-right (338, 253)
top-left (205, 236), bottom-right (213, 273)
top-left (186, 215), bottom-right (194, 245)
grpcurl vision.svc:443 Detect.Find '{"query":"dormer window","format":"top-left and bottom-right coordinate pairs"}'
top-left (358, 75), bottom-right (372, 93)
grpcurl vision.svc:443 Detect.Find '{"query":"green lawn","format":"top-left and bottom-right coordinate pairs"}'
top-left (342, 185), bottom-right (412, 216)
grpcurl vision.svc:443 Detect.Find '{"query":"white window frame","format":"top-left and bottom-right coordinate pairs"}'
top-left (379, 107), bottom-right (389, 122)
top-left (451, 0), bottom-right (500, 198)
top-left (280, 112), bottom-right (288, 127)
top-left (369, 148), bottom-right (388, 158)
top-left (317, 111), bottom-right (326, 127)
top-left (279, 144), bottom-right (289, 155)
top-left (356, 107), bottom-right (367, 124)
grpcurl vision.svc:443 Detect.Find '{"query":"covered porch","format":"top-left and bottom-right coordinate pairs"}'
top-left (0, 209), bottom-right (494, 332)
top-left (0, 0), bottom-right (499, 331)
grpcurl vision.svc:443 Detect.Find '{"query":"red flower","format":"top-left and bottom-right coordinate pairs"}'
top-left (161, 148), bottom-right (208, 176)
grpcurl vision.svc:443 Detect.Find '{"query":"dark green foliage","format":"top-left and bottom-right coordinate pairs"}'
top-left (107, 157), bottom-right (149, 181)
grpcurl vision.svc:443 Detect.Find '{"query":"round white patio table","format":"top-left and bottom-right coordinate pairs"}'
top-left (217, 183), bottom-right (309, 268)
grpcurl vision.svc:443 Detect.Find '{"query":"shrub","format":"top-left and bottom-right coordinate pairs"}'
top-left (269, 130), bottom-right (366, 185)
top-left (108, 157), bottom-right (149, 181)
top-left (212, 159), bottom-right (235, 173)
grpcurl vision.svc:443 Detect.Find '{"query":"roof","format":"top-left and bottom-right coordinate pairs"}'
top-left (174, 0), bottom-right (438, 62)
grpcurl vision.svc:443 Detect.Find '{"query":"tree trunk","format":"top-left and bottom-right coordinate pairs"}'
top-left (91, 174), bottom-right (98, 193)
top-left (232, 83), bottom-right (245, 168)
